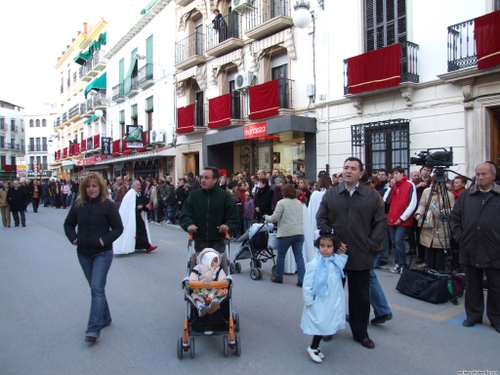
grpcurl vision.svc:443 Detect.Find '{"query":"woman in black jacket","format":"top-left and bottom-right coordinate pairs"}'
top-left (254, 178), bottom-right (274, 221)
top-left (64, 172), bottom-right (123, 343)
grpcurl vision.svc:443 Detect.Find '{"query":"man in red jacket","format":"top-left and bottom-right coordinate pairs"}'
top-left (383, 166), bottom-right (417, 273)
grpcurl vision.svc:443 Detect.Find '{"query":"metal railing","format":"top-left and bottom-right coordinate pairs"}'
top-left (80, 50), bottom-right (107, 76)
top-left (175, 32), bottom-right (205, 64)
top-left (343, 41), bottom-right (419, 95)
top-left (62, 112), bottom-right (68, 123)
top-left (123, 76), bottom-right (139, 96)
top-left (68, 103), bottom-right (84, 119)
top-left (206, 12), bottom-right (240, 49)
top-left (86, 93), bottom-right (106, 111)
top-left (112, 83), bottom-right (124, 100)
top-left (138, 63), bottom-right (154, 85)
top-left (447, 17), bottom-right (477, 72)
top-left (247, 0), bottom-right (289, 30)
top-left (55, 117), bottom-right (61, 128)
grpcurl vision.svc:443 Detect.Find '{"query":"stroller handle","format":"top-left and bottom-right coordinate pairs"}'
top-left (187, 280), bottom-right (230, 289)
top-left (187, 230), bottom-right (230, 241)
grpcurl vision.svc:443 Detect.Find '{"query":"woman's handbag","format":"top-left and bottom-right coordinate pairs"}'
top-left (396, 268), bottom-right (449, 304)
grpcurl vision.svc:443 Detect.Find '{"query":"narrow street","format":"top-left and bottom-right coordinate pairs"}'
top-left (1, 206), bottom-right (498, 375)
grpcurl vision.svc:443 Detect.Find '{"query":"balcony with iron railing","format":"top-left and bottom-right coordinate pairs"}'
top-left (246, 0), bottom-right (293, 40)
top-left (112, 83), bottom-right (125, 103)
top-left (124, 76), bottom-right (139, 97)
top-left (81, 50), bottom-right (107, 82)
top-left (206, 12), bottom-right (244, 57)
top-left (85, 93), bottom-right (107, 115)
top-left (447, 18), bottom-right (477, 72)
top-left (137, 63), bottom-right (154, 89)
top-left (62, 112), bottom-right (68, 123)
top-left (68, 103), bottom-right (85, 121)
top-left (175, 32), bottom-right (206, 70)
top-left (343, 42), bottom-right (419, 96)
top-left (55, 117), bottom-right (61, 128)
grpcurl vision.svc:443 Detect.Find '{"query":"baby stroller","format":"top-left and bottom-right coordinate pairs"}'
top-left (178, 232), bottom-right (241, 359)
top-left (229, 222), bottom-right (277, 280)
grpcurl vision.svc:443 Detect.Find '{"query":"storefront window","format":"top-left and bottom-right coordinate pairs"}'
top-left (234, 131), bottom-right (305, 176)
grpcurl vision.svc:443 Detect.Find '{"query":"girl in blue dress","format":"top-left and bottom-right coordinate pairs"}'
top-left (300, 232), bottom-right (348, 363)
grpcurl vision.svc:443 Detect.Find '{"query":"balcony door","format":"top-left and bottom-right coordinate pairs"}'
top-left (195, 23), bottom-right (203, 56)
top-left (272, 64), bottom-right (289, 109)
top-left (229, 79), bottom-right (241, 119)
top-left (195, 90), bottom-right (204, 127)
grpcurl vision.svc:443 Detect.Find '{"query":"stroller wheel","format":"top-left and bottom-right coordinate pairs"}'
top-left (229, 263), bottom-right (236, 274)
top-left (271, 265), bottom-right (276, 276)
top-left (235, 262), bottom-right (242, 273)
top-left (189, 336), bottom-right (195, 358)
top-left (223, 335), bottom-right (229, 357)
top-left (234, 334), bottom-right (241, 356)
top-left (177, 337), bottom-right (184, 359)
top-left (257, 268), bottom-right (263, 279)
top-left (234, 313), bottom-right (240, 332)
top-left (250, 268), bottom-right (260, 280)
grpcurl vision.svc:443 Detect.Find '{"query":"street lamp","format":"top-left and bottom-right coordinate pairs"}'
top-left (293, 1), bottom-right (312, 28)
top-left (48, 133), bottom-right (60, 145)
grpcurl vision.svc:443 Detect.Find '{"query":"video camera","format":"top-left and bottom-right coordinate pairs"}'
top-left (410, 147), bottom-right (454, 168)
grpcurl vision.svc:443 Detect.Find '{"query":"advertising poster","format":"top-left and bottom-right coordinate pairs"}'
top-left (126, 125), bottom-right (143, 148)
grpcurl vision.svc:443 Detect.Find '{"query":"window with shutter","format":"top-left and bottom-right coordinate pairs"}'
top-left (365, 0), bottom-right (406, 52)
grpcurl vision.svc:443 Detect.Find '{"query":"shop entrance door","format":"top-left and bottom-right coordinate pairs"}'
top-left (490, 107), bottom-right (500, 168)
top-left (185, 153), bottom-right (198, 177)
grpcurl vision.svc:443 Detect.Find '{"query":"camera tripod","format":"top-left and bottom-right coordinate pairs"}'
top-left (414, 167), bottom-right (470, 305)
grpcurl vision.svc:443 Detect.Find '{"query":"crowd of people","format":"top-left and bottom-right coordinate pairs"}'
top-left (2, 159), bottom-right (499, 359)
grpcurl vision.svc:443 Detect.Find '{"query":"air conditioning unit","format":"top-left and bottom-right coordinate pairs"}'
top-left (232, 0), bottom-right (249, 13)
top-left (150, 130), bottom-right (165, 144)
top-left (235, 71), bottom-right (254, 90)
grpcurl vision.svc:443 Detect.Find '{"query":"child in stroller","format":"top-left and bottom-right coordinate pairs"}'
top-left (185, 248), bottom-right (229, 317)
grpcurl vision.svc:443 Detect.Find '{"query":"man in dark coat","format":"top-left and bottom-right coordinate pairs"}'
top-left (316, 157), bottom-right (387, 349)
top-left (451, 162), bottom-right (500, 334)
top-left (7, 180), bottom-right (29, 227)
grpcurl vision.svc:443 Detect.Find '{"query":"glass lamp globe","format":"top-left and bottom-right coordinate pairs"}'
top-left (293, 2), bottom-right (312, 28)
top-left (95, 109), bottom-right (104, 117)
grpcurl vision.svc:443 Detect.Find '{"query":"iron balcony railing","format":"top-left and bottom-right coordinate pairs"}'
top-left (206, 12), bottom-right (240, 49)
top-left (80, 50), bottom-right (107, 76)
top-left (62, 112), bottom-right (68, 123)
top-left (86, 93), bottom-right (106, 111)
top-left (68, 103), bottom-right (84, 119)
top-left (247, 0), bottom-right (289, 30)
top-left (55, 117), bottom-right (61, 128)
top-left (112, 83), bottom-right (124, 100)
top-left (138, 63), bottom-right (154, 85)
top-left (343, 41), bottom-right (419, 95)
top-left (175, 32), bottom-right (205, 64)
top-left (447, 17), bottom-right (477, 72)
top-left (124, 76), bottom-right (139, 95)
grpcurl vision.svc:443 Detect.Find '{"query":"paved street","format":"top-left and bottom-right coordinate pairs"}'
top-left (1, 206), bottom-right (498, 375)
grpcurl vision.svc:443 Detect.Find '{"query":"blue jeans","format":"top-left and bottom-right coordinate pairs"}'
top-left (78, 250), bottom-right (113, 337)
top-left (389, 225), bottom-right (407, 267)
top-left (274, 235), bottom-right (305, 283)
top-left (379, 231), bottom-right (390, 263)
top-left (370, 251), bottom-right (392, 317)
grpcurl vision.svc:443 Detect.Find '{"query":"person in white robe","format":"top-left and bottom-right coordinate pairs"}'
top-left (114, 180), bottom-right (156, 254)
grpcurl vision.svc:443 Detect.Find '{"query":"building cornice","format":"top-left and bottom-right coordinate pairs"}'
top-left (105, 0), bottom-right (172, 59)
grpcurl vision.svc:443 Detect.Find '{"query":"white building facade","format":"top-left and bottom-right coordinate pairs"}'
top-left (314, 0), bottom-right (500, 178)
top-left (0, 100), bottom-right (25, 181)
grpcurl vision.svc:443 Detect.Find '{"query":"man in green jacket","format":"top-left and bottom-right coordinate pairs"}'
top-left (180, 166), bottom-right (239, 253)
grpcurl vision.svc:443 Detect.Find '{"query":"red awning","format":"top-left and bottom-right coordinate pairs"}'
top-left (208, 93), bottom-right (231, 128)
top-left (177, 104), bottom-right (195, 134)
top-left (112, 139), bottom-right (121, 157)
top-left (81, 139), bottom-right (86, 152)
top-left (475, 10), bottom-right (500, 70)
top-left (347, 43), bottom-right (401, 94)
top-left (94, 134), bottom-right (100, 149)
top-left (249, 79), bottom-right (279, 120)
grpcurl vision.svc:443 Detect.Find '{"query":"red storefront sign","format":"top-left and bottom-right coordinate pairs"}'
top-left (244, 122), bottom-right (266, 139)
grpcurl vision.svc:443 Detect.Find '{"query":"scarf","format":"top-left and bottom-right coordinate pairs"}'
top-left (312, 251), bottom-right (343, 297)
